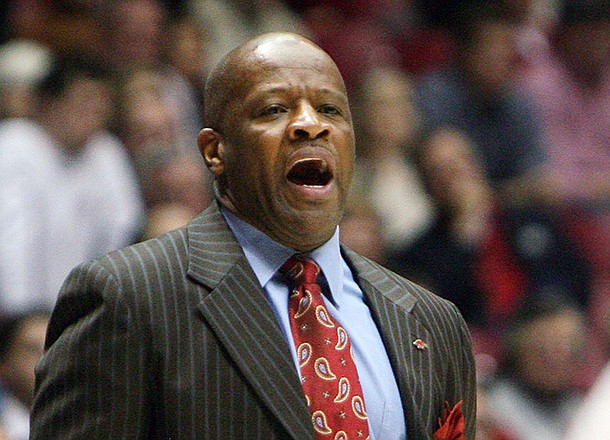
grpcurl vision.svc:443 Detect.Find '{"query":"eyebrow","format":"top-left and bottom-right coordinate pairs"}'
top-left (246, 84), bottom-right (349, 103)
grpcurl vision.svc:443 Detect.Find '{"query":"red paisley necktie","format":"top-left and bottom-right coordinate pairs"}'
top-left (282, 255), bottom-right (370, 440)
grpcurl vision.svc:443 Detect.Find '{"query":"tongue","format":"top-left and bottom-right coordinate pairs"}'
top-left (287, 158), bottom-right (332, 186)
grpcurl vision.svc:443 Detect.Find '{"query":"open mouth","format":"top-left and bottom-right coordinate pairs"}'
top-left (286, 158), bottom-right (333, 187)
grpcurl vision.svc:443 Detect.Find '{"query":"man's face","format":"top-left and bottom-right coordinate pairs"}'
top-left (50, 77), bottom-right (111, 152)
top-left (515, 310), bottom-right (585, 393)
top-left (202, 36), bottom-right (355, 251)
top-left (465, 21), bottom-right (520, 95)
top-left (420, 129), bottom-right (489, 210)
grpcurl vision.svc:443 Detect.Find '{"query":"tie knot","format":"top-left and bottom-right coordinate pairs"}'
top-left (281, 256), bottom-right (320, 285)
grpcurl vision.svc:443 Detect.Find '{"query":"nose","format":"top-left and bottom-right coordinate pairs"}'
top-left (288, 102), bottom-right (330, 141)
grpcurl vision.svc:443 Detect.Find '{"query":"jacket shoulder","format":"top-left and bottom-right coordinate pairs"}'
top-left (344, 246), bottom-right (461, 318)
top-left (96, 226), bottom-right (190, 277)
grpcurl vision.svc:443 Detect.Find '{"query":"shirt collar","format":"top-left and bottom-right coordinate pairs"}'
top-left (221, 207), bottom-right (343, 301)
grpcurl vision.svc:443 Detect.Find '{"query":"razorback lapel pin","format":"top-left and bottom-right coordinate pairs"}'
top-left (413, 338), bottom-right (428, 350)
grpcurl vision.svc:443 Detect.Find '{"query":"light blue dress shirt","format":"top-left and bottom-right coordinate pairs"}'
top-left (222, 208), bottom-right (406, 440)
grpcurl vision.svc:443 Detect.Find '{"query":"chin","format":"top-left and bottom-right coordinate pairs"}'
top-left (271, 212), bottom-right (337, 250)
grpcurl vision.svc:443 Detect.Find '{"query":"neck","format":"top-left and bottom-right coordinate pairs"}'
top-left (214, 183), bottom-right (336, 252)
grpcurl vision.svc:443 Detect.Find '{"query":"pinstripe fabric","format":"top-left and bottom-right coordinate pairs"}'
top-left (344, 248), bottom-right (477, 439)
top-left (31, 202), bottom-right (476, 439)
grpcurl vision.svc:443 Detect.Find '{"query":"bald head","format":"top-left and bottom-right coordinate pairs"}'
top-left (198, 31), bottom-right (355, 250)
top-left (203, 33), bottom-right (345, 135)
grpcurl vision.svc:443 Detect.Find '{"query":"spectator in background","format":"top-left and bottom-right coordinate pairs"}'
top-left (476, 384), bottom-right (514, 440)
top-left (339, 195), bottom-right (387, 264)
top-left (0, 40), bottom-right (53, 119)
top-left (113, 67), bottom-right (194, 158)
top-left (350, 65), bottom-right (434, 251)
top-left (414, 3), bottom-right (549, 208)
top-left (189, 0), bottom-right (309, 68)
top-left (102, 0), bottom-right (204, 150)
top-left (520, 0), bottom-right (610, 289)
top-left (0, 58), bottom-right (144, 314)
top-left (135, 151), bottom-right (210, 218)
top-left (296, 1), bottom-right (400, 91)
top-left (565, 351), bottom-right (610, 439)
top-left (522, 0), bottom-right (610, 200)
top-left (112, 67), bottom-right (212, 232)
top-left (387, 127), bottom-right (591, 329)
top-left (6, 0), bottom-right (103, 63)
top-left (163, 12), bottom-right (211, 123)
top-left (486, 295), bottom-right (586, 440)
top-left (567, 365), bottom-right (610, 438)
top-left (413, 0), bottom-right (556, 67)
top-left (161, 9), bottom-right (210, 143)
top-left (0, 312), bottom-right (49, 440)
top-left (99, 0), bottom-right (167, 72)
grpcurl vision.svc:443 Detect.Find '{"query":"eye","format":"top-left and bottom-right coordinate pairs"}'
top-left (318, 104), bottom-right (341, 116)
top-left (259, 104), bottom-right (286, 116)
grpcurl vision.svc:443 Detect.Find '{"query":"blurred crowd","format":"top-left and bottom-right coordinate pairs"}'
top-left (0, 0), bottom-right (608, 439)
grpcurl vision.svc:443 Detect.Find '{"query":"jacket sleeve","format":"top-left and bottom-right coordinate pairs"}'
top-left (30, 259), bottom-right (154, 439)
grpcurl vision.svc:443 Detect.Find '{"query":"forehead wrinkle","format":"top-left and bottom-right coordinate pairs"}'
top-left (247, 82), bottom-right (348, 100)
top-left (239, 62), bottom-right (348, 103)
top-left (206, 33), bottom-right (348, 130)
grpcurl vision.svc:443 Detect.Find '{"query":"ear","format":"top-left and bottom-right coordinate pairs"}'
top-left (198, 128), bottom-right (225, 177)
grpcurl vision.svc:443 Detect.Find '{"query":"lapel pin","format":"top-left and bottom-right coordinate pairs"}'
top-left (413, 338), bottom-right (428, 350)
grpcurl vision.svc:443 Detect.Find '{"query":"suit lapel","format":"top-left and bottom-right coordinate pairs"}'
top-left (185, 205), bottom-right (436, 438)
top-left (342, 246), bottom-right (435, 439)
top-left (187, 204), bottom-right (314, 440)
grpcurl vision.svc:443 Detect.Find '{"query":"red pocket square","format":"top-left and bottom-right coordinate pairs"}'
top-left (433, 400), bottom-right (465, 440)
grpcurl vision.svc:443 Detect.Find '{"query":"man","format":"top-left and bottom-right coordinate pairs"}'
top-left (520, 0), bottom-right (610, 280)
top-left (414, 4), bottom-right (548, 207)
top-left (31, 33), bottom-right (476, 439)
top-left (0, 58), bottom-right (144, 313)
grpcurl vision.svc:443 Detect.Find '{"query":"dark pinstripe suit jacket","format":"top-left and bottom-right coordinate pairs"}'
top-left (31, 202), bottom-right (476, 439)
